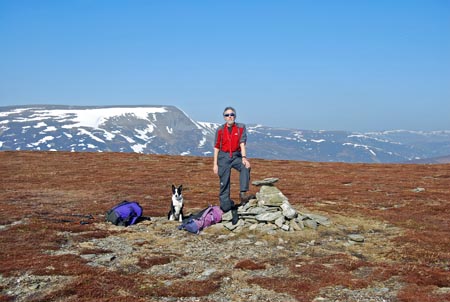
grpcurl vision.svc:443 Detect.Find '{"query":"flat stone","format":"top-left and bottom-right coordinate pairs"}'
top-left (303, 213), bottom-right (331, 227)
top-left (348, 234), bottom-right (365, 242)
top-left (249, 224), bottom-right (259, 231)
top-left (274, 216), bottom-right (285, 228)
top-left (223, 220), bottom-right (244, 231)
top-left (241, 199), bottom-right (258, 210)
top-left (238, 206), bottom-right (267, 215)
top-left (258, 185), bottom-right (282, 195)
top-left (222, 211), bottom-right (233, 221)
top-left (304, 219), bottom-right (318, 230)
top-left (281, 224), bottom-right (290, 231)
top-left (239, 218), bottom-right (258, 224)
top-left (255, 211), bottom-right (283, 222)
top-left (290, 219), bottom-right (304, 231)
top-left (252, 178), bottom-right (279, 186)
top-left (199, 268), bottom-right (217, 279)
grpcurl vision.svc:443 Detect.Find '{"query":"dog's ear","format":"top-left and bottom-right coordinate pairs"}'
top-left (178, 185), bottom-right (183, 192)
top-left (172, 184), bottom-right (175, 190)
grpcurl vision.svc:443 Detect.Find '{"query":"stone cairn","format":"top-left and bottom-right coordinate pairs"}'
top-left (221, 177), bottom-right (331, 232)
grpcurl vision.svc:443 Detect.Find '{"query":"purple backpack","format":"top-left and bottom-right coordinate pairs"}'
top-left (179, 206), bottom-right (223, 234)
top-left (105, 201), bottom-right (143, 226)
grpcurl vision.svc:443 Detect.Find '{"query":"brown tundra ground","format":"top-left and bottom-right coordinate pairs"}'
top-left (0, 151), bottom-right (449, 302)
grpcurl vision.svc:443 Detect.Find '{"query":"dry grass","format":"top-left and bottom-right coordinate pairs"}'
top-left (1, 151), bottom-right (450, 301)
top-left (234, 259), bottom-right (267, 270)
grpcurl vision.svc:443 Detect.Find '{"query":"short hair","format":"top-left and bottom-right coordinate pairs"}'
top-left (223, 106), bottom-right (236, 116)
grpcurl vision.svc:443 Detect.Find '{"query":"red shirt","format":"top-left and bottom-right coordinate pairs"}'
top-left (214, 123), bottom-right (247, 157)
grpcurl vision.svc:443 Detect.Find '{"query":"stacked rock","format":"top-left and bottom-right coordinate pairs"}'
top-left (222, 178), bottom-right (331, 232)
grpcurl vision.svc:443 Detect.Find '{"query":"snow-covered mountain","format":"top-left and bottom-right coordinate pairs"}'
top-left (0, 105), bottom-right (215, 156)
top-left (1, 105), bottom-right (450, 163)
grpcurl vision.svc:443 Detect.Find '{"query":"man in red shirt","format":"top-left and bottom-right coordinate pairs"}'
top-left (213, 106), bottom-right (253, 224)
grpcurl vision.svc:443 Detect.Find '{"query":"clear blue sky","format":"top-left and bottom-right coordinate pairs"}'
top-left (1, 0), bottom-right (449, 131)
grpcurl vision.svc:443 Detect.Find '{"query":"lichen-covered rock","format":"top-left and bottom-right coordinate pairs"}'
top-left (348, 234), bottom-right (365, 242)
top-left (274, 216), bottom-right (286, 228)
top-left (281, 201), bottom-right (297, 219)
top-left (304, 219), bottom-right (318, 230)
top-left (252, 177), bottom-right (279, 186)
top-left (257, 185), bottom-right (288, 207)
top-left (255, 211), bottom-right (283, 222)
top-left (303, 213), bottom-right (331, 227)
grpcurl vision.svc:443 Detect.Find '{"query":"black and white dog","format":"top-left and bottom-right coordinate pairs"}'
top-left (168, 184), bottom-right (184, 222)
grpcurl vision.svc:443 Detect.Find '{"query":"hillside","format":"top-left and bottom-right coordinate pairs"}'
top-left (2, 105), bottom-right (450, 163)
top-left (1, 151), bottom-right (449, 302)
top-left (407, 155), bottom-right (450, 164)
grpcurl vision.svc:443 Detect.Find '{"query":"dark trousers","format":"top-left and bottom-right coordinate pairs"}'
top-left (217, 151), bottom-right (250, 212)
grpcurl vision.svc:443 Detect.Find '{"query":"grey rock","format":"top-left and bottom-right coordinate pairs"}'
top-left (304, 219), bottom-right (318, 230)
top-left (199, 268), bottom-right (217, 279)
top-left (240, 218), bottom-right (258, 224)
top-left (80, 254), bottom-right (97, 261)
top-left (296, 214), bottom-right (308, 221)
top-left (265, 206), bottom-right (282, 213)
top-left (281, 201), bottom-right (297, 219)
top-left (222, 211), bottom-right (233, 221)
top-left (304, 213), bottom-right (331, 227)
top-left (257, 186), bottom-right (288, 207)
top-left (252, 178), bottom-right (279, 186)
top-left (255, 211), bottom-right (283, 222)
top-left (254, 240), bottom-right (268, 246)
top-left (238, 206), bottom-right (267, 215)
top-left (97, 254), bottom-right (117, 264)
top-left (281, 224), bottom-right (290, 231)
top-left (259, 185), bottom-right (283, 195)
top-left (348, 234), bottom-right (365, 242)
top-left (223, 219), bottom-right (244, 231)
top-left (248, 223), bottom-right (259, 231)
top-left (274, 216), bottom-right (286, 228)
top-left (290, 219), bottom-right (304, 231)
top-left (241, 198), bottom-right (258, 210)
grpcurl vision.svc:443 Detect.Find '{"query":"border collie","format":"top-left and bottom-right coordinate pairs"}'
top-left (168, 184), bottom-right (184, 222)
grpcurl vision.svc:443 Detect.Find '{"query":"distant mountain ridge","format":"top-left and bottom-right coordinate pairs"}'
top-left (406, 155), bottom-right (450, 164)
top-left (1, 105), bottom-right (450, 163)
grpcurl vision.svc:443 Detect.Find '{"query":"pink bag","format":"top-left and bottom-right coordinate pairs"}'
top-left (179, 206), bottom-right (223, 234)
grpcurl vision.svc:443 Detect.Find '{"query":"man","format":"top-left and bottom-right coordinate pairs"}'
top-left (213, 106), bottom-right (254, 225)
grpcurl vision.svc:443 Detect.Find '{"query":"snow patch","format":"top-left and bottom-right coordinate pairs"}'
top-left (27, 136), bottom-right (54, 147)
top-left (121, 135), bottom-right (136, 144)
top-left (34, 122), bottom-right (47, 128)
top-left (77, 128), bottom-right (105, 143)
top-left (343, 143), bottom-right (377, 156)
top-left (131, 144), bottom-right (146, 153)
top-left (44, 126), bottom-right (58, 132)
top-left (198, 136), bottom-right (207, 147)
top-left (135, 126), bottom-right (155, 141)
top-left (0, 108), bottom-right (29, 117)
top-left (25, 107), bottom-right (168, 129)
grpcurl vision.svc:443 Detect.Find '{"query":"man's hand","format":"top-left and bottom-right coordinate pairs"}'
top-left (242, 158), bottom-right (250, 168)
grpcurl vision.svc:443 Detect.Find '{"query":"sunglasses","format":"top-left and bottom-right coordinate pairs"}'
top-left (223, 113), bottom-right (235, 117)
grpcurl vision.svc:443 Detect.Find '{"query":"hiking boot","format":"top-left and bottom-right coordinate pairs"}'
top-left (240, 192), bottom-right (255, 205)
top-left (231, 207), bottom-right (239, 225)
